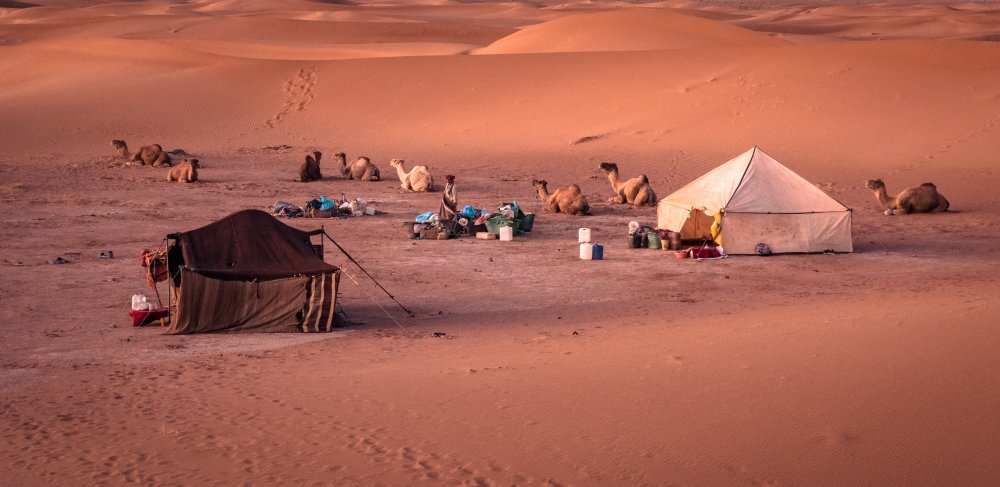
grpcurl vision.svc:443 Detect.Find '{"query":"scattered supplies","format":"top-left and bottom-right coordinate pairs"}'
top-left (272, 197), bottom-right (381, 219)
top-left (408, 201), bottom-right (532, 241)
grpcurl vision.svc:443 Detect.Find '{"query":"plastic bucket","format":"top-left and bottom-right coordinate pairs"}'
top-left (484, 218), bottom-right (502, 234)
top-left (591, 244), bottom-right (604, 260)
top-left (499, 226), bottom-right (514, 241)
top-left (579, 228), bottom-right (591, 243)
top-left (580, 243), bottom-right (593, 260)
top-left (520, 213), bottom-right (535, 232)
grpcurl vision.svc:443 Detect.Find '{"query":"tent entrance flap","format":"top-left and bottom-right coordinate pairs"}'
top-left (679, 208), bottom-right (714, 241)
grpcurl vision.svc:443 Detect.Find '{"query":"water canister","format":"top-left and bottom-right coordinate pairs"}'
top-left (499, 226), bottom-right (514, 241)
top-left (578, 228), bottom-right (591, 243)
top-left (591, 244), bottom-right (604, 260)
top-left (580, 243), bottom-right (593, 260)
top-left (131, 293), bottom-right (147, 311)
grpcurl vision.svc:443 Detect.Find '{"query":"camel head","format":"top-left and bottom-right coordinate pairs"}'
top-left (390, 159), bottom-right (404, 168)
top-left (334, 152), bottom-right (346, 163)
top-left (531, 179), bottom-right (548, 190)
top-left (111, 139), bottom-right (128, 154)
top-left (864, 179), bottom-right (884, 191)
top-left (187, 158), bottom-right (200, 168)
top-left (599, 162), bottom-right (618, 173)
top-left (313, 151), bottom-right (322, 162)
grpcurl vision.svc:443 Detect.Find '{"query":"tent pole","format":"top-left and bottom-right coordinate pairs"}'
top-left (322, 230), bottom-right (413, 316)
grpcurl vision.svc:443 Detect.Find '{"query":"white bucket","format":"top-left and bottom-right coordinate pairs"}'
top-left (499, 226), bottom-right (514, 241)
top-left (580, 243), bottom-right (593, 260)
top-left (131, 293), bottom-right (147, 311)
top-left (578, 227), bottom-right (591, 243)
top-left (363, 206), bottom-right (376, 215)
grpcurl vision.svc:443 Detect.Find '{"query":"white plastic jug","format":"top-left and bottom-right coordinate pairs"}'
top-left (580, 243), bottom-right (593, 260)
top-left (499, 226), bottom-right (514, 241)
top-left (131, 293), bottom-right (147, 311)
top-left (578, 227), bottom-right (591, 243)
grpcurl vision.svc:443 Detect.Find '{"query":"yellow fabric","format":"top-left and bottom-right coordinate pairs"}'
top-left (711, 213), bottom-right (723, 246)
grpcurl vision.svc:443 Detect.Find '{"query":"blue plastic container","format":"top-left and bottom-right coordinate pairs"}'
top-left (591, 244), bottom-right (604, 260)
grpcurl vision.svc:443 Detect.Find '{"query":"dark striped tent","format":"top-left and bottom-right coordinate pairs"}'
top-left (165, 209), bottom-right (342, 334)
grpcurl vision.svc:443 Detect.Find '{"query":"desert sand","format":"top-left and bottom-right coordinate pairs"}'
top-left (2, 0), bottom-right (1000, 484)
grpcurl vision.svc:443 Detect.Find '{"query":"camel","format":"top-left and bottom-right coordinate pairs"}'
top-left (299, 151), bottom-right (323, 182)
top-left (166, 159), bottom-right (199, 183)
top-left (599, 162), bottom-right (656, 206)
top-left (390, 159), bottom-right (434, 192)
top-left (865, 179), bottom-right (950, 215)
top-left (531, 179), bottom-right (590, 215)
top-left (332, 152), bottom-right (380, 181)
top-left (111, 139), bottom-right (173, 167)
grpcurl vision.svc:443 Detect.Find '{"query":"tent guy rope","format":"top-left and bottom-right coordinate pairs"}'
top-left (322, 228), bottom-right (413, 316)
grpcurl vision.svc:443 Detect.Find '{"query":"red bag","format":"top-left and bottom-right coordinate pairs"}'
top-left (129, 308), bottom-right (169, 327)
top-left (690, 247), bottom-right (721, 259)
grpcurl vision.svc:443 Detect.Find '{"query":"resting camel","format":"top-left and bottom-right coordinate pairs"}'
top-left (390, 159), bottom-right (434, 192)
top-left (531, 179), bottom-right (590, 215)
top-left (599, 162), bottom-right (656, 206)
top-left (166, 159), bottom-right (199, 183)
top-left (865, 179), bottom-right (950, 215)
top-left (299, 151), bottom-right (323, 182)
top-left (332, 152), bottom-right (380, 181)
top-left (111, 139), bottom-right (173, 167)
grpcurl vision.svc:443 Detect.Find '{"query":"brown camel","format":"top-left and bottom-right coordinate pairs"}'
top-left (531, 179), bottom-right (590, 215)
top-left (111, 139), bottom-right (173, 167)
top-left (599, 162), bottom-right (656, 206)
top-left (332, 152), bottom-right (380, 181)
top-left (299, 151), bottom-right (323, 182)
top-left (166, 159), bottom-right (199, 183)
top-left (390, 159), bottom-right (434, 192)
top-left (865, 179), bottom-right (950, 215)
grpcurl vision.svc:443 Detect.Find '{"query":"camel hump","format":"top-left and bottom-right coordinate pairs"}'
top-left (921, 182), bottom-right (937, 189)
top-left (639, 175), bottom-right (648, 184)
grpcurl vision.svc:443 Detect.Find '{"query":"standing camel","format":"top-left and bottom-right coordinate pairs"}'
top-left (864, 179), bottom-right (950, 215)
top-left (599, 162), bottom-right (656, 206)
top-left (531, 179), bottom-right (590, 215)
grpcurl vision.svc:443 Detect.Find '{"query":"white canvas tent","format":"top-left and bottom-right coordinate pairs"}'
top-left (657, 147), bottom-right (853, 254)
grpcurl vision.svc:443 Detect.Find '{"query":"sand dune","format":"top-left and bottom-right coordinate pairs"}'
top-left (2, 1), bottom-right (1000, 485)
top-left (474, 8), bottom-right (786, 54)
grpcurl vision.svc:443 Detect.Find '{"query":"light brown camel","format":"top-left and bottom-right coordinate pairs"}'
top-left (111, 139), bottom-right (173, 167)
top-left (864, 179), bottom-right (950, 215)
top-left (166, 159), bottom-right (199, 183)
top-left (531, 179), bottom-right (590, 215)
top-left (599, 162), bottom-right (656, 206)
top-left (299, 151), bottom-right (322, 182)
top-left (390, 159), bottom-right (434, 192)
top-left (332, 152), bottom-right (380, 181)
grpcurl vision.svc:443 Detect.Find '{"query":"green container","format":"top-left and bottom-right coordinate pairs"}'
top-left (520, 213), bottom-right (535, 232)
top-left (483, 216), bottom-right (503, 234)
top-left (646, 232), bottom-right (661, 250)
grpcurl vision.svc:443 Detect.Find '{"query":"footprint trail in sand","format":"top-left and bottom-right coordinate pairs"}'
top-left (265, 66), bottom-right (317, 128)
